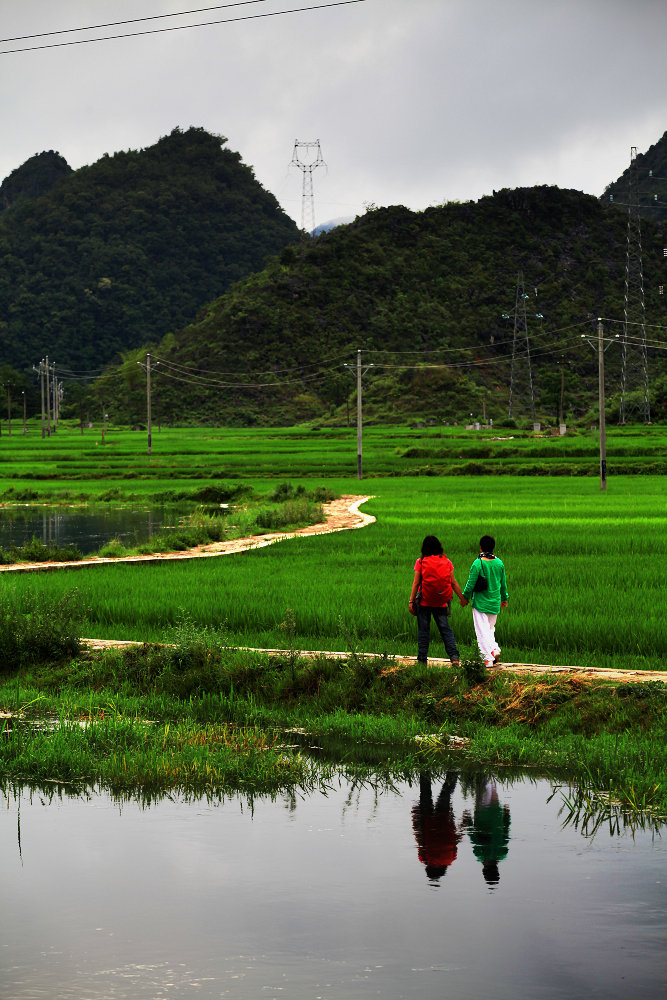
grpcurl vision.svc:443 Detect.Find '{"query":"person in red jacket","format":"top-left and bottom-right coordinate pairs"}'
top-left (412, 771), bottom-right (462, 883)
top-left (409, 535), bottom-right (464, 666)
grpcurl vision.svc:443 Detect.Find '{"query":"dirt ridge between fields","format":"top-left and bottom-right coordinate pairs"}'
top-left (80, 639), bottom-right (666, 684)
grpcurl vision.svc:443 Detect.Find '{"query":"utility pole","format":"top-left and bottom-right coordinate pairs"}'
top-left (147, 352), bottom-right (152, 456)
top-left (51, 370), bottom-right (59, 432)
top-left (582, 319), bottom-right (617, 491)
top-left (37, 361), bottom-right (45, 438)
top-left (136, 353), bottom-right (154, 455)
top-left (598, 318), bottom-right (607, 491)
top-left (22, 391), bottom-right (26, 434)
top-left (45, 356), bottom-right (52, 437)
top-left (559, 364), bottom-right (565, 425)
top-left (6, 384), bottom-right (10, 437)
top-left (343, 350), bottom-right (374, 479)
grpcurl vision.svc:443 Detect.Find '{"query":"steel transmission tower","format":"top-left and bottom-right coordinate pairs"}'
top-left (620, 147), bottom-right (651, 423)
top-left (291, 139), bottom-right (325, 235)
top-left (507, 272), bottom-right (536, 421)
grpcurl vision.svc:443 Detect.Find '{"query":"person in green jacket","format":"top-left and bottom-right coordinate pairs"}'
top-left (465, 777), bottom-right (511, 888)
top-left (460, 534), bottom-right (509, 666)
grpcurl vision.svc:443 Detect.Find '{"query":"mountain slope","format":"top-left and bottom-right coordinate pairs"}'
top-left (0, 150), bottom-right (72, 213)
top-left (602, 131), bottom-right (667, 225)
top-left (0, 127), bottom-right (300, 372)
top-left (95, 185), bottom-right (667, 426)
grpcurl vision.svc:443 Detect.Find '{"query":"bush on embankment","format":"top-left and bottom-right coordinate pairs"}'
top-left (0, 586), bottom-right (83, 669)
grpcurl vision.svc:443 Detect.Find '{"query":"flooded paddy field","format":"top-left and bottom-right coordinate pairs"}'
top-left (1, 771), bottom-right (664, 1000)
top-left (0, 504), bottom-right (189, 555)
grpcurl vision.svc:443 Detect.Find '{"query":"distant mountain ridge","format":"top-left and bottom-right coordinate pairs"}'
top-left (0, 127), bottom-right (299, 372)
top-left (95, 184), bottom-right (667, 426)
top-left (3, 124), bottom-right (666, 426)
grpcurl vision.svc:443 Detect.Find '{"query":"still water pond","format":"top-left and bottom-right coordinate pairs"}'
top-left (0, 505), bottom-right (189, 555)
top-left (1, 773), bottom-right (664, 1000)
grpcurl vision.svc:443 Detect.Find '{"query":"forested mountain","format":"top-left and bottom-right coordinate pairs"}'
top-left (95, 185), bottom-right (667, 427)
top-left (0, 127), bottom-right (300, 372)
top-left (0, 151), bottom-right (72, 213)
top-left (602, 130), bottom-right (667, 225)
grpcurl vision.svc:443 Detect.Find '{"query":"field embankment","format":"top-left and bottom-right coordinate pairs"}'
top-left (2, 635), bottom-right (665, 815)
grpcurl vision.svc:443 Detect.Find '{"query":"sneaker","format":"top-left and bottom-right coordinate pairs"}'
top-left (493, 653), bottom-right (502, 665)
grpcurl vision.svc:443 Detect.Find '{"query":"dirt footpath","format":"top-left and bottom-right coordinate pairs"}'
top-left (81, 641), bottom-right (666, 685)
top-left (0, 495), bottom-right (375, 574)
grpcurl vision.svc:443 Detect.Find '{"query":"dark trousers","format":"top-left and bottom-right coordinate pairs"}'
top-left (417, 604), bottom-right (459, 663)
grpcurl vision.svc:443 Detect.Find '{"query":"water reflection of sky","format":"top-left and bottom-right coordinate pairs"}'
top-left (0, 505), bottom-right (187, 554)
top-left (1, 775), bottom-right (664, 999)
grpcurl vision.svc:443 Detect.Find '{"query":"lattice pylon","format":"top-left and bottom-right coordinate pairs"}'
top-left (620, 147), bottom-right (651, 423)
top-left (291, 139), bottom-right (325, 236)
top-left (508, 272), bottom-right (536, 421)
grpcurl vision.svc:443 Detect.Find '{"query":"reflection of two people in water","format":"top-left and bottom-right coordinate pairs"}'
top-left (411, 772), bottom-right (511, 887)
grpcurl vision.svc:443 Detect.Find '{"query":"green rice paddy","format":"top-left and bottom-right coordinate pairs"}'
top-left (1, 420), bottom-right (666, 497)
top-left (0, 421), bottom-right (665, 806)
top-left (2, 470), bottom-right (664, 673)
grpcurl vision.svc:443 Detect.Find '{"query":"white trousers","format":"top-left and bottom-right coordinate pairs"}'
top-left (472, 608), bottom-right (499, 664)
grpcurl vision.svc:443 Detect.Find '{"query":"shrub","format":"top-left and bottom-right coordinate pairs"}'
top-left (0, 537), bottom-right (83, 564)
top-left (254, 498), bottom-right (323, 530)
top-left (0, 586), bottom-right (84, 671)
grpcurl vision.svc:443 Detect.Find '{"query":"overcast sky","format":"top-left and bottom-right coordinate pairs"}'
top-left (1, 0), bottom-right (666, 229)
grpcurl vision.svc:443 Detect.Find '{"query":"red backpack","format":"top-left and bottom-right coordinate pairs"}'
top-left (419, 554), bottom-right (454, 605)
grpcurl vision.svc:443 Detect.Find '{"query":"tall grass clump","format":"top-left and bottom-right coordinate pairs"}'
top-left (253, 497), bottom-right (324, 531)
top-left (0, 536), bottom-right (83, 564)
top-left (0, 585), bottom-right (84, 670)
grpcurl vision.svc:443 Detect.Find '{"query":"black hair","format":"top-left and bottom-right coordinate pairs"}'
top-left (421, 535), bottom-right (444, 557)
top-left (480, 535), bottom-right (495, 552)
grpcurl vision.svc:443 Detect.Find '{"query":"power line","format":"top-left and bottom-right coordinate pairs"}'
top-left (154, 363), bottom-right (335, 389)
top-left (372, 338), bottom-right (590, 372)
top-left (599, 317), bottom-right (667, 334)
top-left (152, 348), bottom-right (352, 377)
top-left (0, 0), bottom-right (369, 55)
top-left (365, 319), bottom-right (592, 356)
top-left (0, 2), bottom-right (275, 44)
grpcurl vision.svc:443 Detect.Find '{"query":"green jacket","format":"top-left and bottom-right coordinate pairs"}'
top-left (463, 556), bottom-right (509, 613)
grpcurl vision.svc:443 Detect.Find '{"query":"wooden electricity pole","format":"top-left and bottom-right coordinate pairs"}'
top-left (147, 352), bottom-right (152, 456)
top-left (344, 350), bottom-right (373, 479)
top-left (598, 318), bottom-right (607, 491)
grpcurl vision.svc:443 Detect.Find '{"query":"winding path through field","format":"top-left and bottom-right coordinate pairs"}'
top-left (0, 494), bottom-right (375, 573)
top-left (3, 494), bottom-right (663, 683)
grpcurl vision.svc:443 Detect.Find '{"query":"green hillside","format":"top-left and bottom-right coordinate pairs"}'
top-left (0, 127), bottom-right (299, 373)
top-left (94, 185), bottom-right (667, 427)
top-left (602, 130), bottom-right (667, 225)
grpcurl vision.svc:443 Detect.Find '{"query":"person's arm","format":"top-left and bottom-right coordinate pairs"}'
top-left (460, 560), bottom-right (478, 605)
top-left (500, 565), bottom-right (509, 608)
top-left (451, 574), bottom-right (464, 601)
top-left (408, 567), bottom-right (421, 614)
